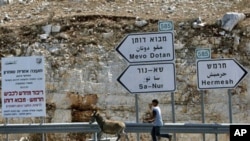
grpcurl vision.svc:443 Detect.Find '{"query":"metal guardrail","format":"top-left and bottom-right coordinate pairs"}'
top-left (0, 122), bottom-right (230, 134)
top-left (0, 123), bottom-right (98, 134)
top-left (126, 123), bottom-right (230, 134)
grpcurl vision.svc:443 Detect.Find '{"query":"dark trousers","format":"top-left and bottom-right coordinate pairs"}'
top-left (151, 126), bottom-right (171, 141)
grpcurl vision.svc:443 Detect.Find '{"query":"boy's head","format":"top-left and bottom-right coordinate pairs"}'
top-left (152, 99), bottom-right (159, 106)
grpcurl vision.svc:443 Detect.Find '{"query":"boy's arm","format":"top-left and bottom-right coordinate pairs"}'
top-left (144, 110), bottom-right (156, 123)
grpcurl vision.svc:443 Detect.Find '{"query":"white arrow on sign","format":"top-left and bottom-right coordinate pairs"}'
top-left (197, 59), bottom-right (248, 89)
top-left (116, 32), bottom-right (174, 63)
top-left (117, 63), bottom-right (176, 93)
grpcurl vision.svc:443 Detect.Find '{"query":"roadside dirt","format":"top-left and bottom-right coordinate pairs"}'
top-left (1, 0), bottom-right (250, 27)
top-left (1, 0), bottom-right (250, 53)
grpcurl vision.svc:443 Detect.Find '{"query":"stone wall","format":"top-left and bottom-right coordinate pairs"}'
top-left (0, 12), bottom-right (250, 140)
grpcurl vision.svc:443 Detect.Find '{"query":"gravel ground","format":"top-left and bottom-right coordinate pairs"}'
top-left (0, 0), bottom-right (249, 27)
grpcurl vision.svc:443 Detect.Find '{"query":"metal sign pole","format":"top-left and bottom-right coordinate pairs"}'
top-left (171, 92), bottom-right (176, 141)
top-left (41, 117), bottom-right (45, 141)
top-left (5, 118), bottom-right (9, 141)
top-left (171, 92), bottom-right (176, 123)
top-left (201, 91), bottom-right (205, 141)
top-left (228, 89), bottom-right (233, 123)
top-left (135, 94), bottom-right (140, 141)
top-left (92, 132), bottom-right (97, 141)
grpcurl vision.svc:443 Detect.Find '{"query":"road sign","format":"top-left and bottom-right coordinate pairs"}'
top-left (195, 48), bottom-right (211, 60)
top-left (117, 63), bottom-right (176, 93)
top-left (1, 56), bottom-right (46, 118)
top-left (158, 21), bottom-right (174, 32)
top-left (197, 59), bottom-right (248, 89)
top-left (116, 32), bottom-right (174, 63)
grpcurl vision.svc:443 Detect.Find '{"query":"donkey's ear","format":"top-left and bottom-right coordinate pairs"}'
top-left (93, 110), bottom-right (97, 115)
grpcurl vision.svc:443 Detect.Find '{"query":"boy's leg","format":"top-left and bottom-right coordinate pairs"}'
top-left (155, 126), bottom-right (161, 140)
top-left (160, 133), bottom-right (171, 138)
top-left (159, 126), bottom-right (172, 139)
top-left (151, 126), bottom-right (158, 141)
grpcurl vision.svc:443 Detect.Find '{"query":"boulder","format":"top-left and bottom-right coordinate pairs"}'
top-left (220, 12), bottom-right (246, 31)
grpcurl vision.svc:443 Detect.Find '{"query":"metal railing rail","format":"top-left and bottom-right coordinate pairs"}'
top-left (0, 123), bottom-right (230, 134)
top-left (126, 123), bottom-right (230, 134)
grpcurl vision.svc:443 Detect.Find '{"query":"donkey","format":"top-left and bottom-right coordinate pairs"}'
top-left (19, 137), bottom-right (29, 141)
top-left (89, 111), bottom-right (129, 141)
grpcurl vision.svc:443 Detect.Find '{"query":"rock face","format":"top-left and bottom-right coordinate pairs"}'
top-left (0, 0), bottom-right (250, 141)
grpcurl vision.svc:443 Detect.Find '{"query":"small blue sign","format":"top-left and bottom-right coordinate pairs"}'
top-left (158, 21), bottom-right (174, 32)
top-left (195, 48), bottom-right (211, 59)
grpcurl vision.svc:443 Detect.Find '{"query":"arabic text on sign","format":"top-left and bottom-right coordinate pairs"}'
top-left (136, 45), bottom-right (164, 52)
top-left (207, 72), bottom-right (227, 78)
top-left (144, 76), bottom-right (160, 83)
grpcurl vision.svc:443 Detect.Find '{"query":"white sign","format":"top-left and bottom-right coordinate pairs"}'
top-left (117, 63), bottom-right (176, 93)
top-left (1, 56), bottom-right (46, 118)
top-left (158, 21), bottom-right (174, 32)
top-left (116, 32), bottom-right (174, 63)
top-left (197, 59), bottom-right (248, 89)
top-left (195, 48), bottom-right (211, 60)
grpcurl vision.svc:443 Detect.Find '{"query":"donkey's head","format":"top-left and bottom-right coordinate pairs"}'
top-left (89, 111), bottom-right (98, 124)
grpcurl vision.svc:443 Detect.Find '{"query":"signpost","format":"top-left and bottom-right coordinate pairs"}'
top-left (116, 31), bottom-right (176, 141)
top-left (1, 56), bottom-right (46, 118)
top-left (116, 32), bottom-right (174, 63)
top-left (197, 59), bottom-right (248, 90)
top-left (117, 63), bottom-right (176, 93)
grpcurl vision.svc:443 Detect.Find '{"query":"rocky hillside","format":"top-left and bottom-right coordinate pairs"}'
top-left (0, 0), bottom-right (250, 141)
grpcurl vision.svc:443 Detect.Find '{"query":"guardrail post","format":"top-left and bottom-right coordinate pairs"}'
top-left (171, 92), bottom-right (176, 141)
top-left (201, 91), bottom-right (205, 141)
top-left (213, 124), bottom-right (218, 141)
top-left (92, 132), bottom-right (97, 141)
top-left (41, 117), bottom-right (46, 141)
top-left (228, 89), bottom-right (233, 123)
top-left (5, 118), bottom-right (9, 141)
top-left (135, 94), bottom-right (140, 141)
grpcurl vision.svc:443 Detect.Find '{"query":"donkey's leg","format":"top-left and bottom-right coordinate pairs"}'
top-left (122, 129), bottom-right (129, 141)
top-left (120, 132), bottom-right (129, 141)
top-left (116, 133), bottom-right (121, 141)
top-left (97, 131), bottom-right (103, 141)
top-left (125, 132), bottom-right (129, 141)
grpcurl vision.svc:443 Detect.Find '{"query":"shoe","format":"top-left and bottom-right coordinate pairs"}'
top-left (169, 135), bottom-right (172, 141)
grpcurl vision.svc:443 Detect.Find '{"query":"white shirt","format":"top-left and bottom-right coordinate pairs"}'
top-left (152, 106), bottom-right (163, 126)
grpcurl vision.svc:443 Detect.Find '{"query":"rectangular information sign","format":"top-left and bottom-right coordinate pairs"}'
top-left (1, 56), bottom-right (46, 117)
